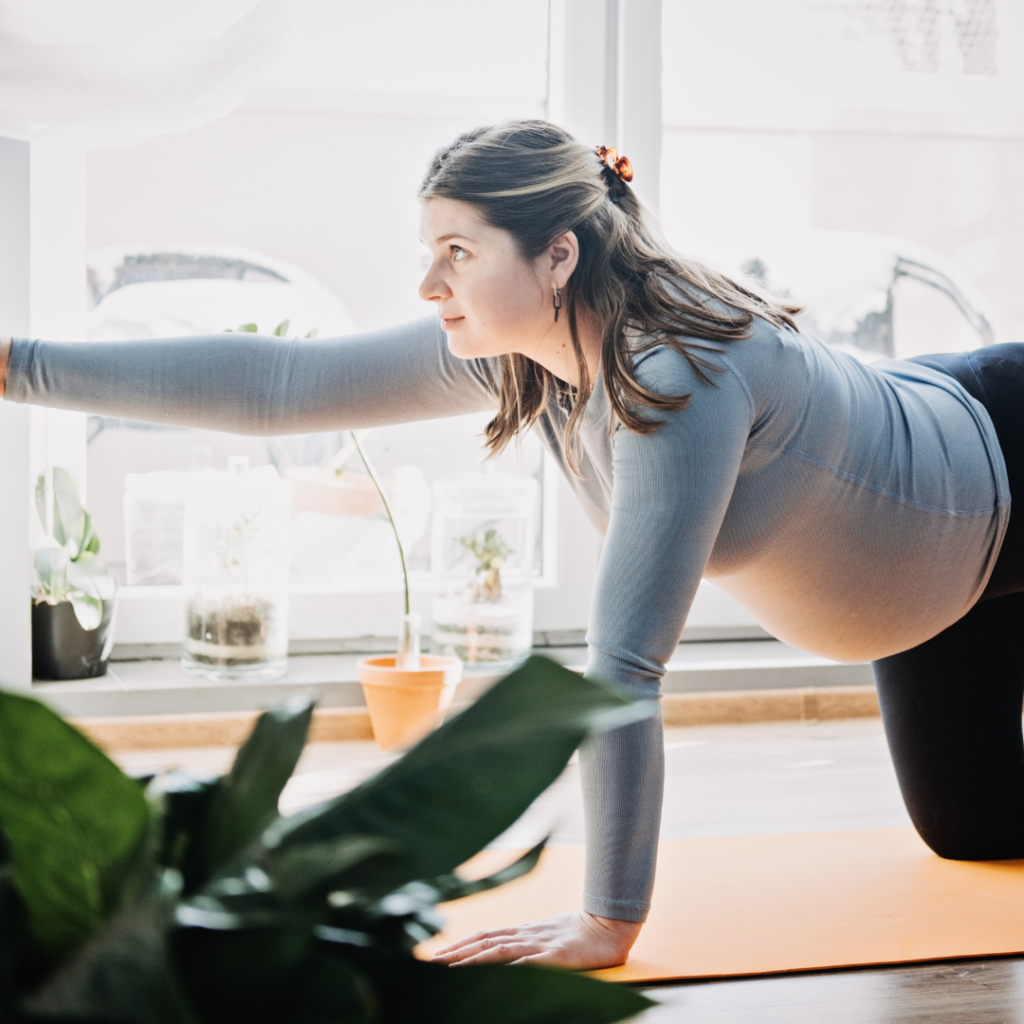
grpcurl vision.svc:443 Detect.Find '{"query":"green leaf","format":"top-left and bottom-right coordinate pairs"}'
top-left (304, 327), bottom-right (318, 339)
top-left (273, 319), bottom-right (290, 337)
top-left (189, 697), bottom-right (314, 886)
top-left (33, 543), bottom-right (69, 601)
top-left (68, 590), bottom-right (103, 631)
top-left (265, 657), bottom-right (651, 890)
top-left (0, 690), bottom-right (151, 955)
top-left (51, 468), bottom-right (86, 549)
top-left (369, 959), bottom-right (655, 1024)
top-left (264, 836), bottom-right (395, 904)
top-left (80, 510), bottom-right (100, 556)
top-left (171, 921), bottom-right (312, 1024)
top-left (34, 475), bottom-right (47, 536)
top-left (68, 554), bottom-right (117, 602)
top-left (146, 772), bottom-right (220, 875)
top-left (238, 323), bottom-right (258, 333)
top-left (33, 468), bottom-right (86, 547)
top-left (22, 871), bottom-right (200, 1024)
top-left (282, 947), bottom-right (375, 1024)
top-left (430, 839), bottom-right (546, 903)
top-left (0, 834), bottom-right (52, 1017)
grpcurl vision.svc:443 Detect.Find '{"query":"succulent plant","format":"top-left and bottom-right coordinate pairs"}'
top-left (33, 467), bottom-right (117, 630)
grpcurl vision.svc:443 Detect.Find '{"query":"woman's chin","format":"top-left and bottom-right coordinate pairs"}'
top-left (444, 331), bottom-right (481, 360)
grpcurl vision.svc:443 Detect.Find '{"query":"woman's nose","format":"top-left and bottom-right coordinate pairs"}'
top-left (419, 262), bottom-right (452, 303)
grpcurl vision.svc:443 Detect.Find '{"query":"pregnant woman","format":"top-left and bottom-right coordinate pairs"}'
top-left (3, 120), bottom-right (1024, 972)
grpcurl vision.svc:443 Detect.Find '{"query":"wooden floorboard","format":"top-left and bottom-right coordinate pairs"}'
top-left (639, 958), bottom-right (1024, 1023)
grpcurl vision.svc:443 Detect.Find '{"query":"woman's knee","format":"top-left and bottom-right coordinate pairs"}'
top-left (912, 805), bottom-right (1024, 862)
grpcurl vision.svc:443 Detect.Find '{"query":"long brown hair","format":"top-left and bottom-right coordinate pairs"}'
top-left (419, 120), bottom-right (801, 472)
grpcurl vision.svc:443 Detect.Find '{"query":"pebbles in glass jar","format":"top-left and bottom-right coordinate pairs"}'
top-left (431, 474), bottom-right (537, 670)
top-left (181, 457), bottom-right (292, 681)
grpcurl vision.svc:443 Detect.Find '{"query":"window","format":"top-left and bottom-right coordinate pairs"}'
top-left (659, 0), bottom-right (1023, 358)
top-left (77, 0), bottom-right (602, 654)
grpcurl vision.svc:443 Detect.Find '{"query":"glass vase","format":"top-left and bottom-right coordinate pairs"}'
top-left (431, 473), bottom-right (537, 671)
top-left (181, 457), bottom-right (292, 681)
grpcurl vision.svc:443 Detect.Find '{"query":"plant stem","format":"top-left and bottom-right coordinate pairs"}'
top-left (350, 431), bottom-right (410, 615)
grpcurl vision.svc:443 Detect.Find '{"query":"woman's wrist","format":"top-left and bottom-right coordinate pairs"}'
top-left (581, 911), bottom-right (644, 956)
top-left (0, 336), bottom-right (11, 399)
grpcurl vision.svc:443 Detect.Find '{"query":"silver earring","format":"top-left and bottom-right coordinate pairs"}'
top-left (553, 285), bottom-right (562, 323)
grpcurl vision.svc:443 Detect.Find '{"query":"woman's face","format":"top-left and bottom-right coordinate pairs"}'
top-left (419, 198), bottom-right (562, 360)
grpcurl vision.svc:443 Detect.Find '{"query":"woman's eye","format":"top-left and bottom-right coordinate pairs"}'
top-left (452, 246), bottom-right (467, 262)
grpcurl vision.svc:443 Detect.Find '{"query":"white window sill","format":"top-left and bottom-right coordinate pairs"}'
top-left (33, 641), bottom-right (872, 719)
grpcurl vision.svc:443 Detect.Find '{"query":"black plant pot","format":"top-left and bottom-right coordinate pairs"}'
top-left (31, 599), bottom-right (115, 681)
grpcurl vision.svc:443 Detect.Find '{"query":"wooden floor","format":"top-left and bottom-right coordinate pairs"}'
top-left (113, 717), bottom-right (1024, 1023)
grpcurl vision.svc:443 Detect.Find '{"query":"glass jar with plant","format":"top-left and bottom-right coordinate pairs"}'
top-left (31, 467), bottom-right (118, 680)
top-left (431, 475), bottom-right (537, 670)
top-left (181, 457), bottom-right (292, 682)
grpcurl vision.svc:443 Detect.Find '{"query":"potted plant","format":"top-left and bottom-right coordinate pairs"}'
top-left (181, 457), bottom-right (292, 683)
top-left (432, 475), bottom-right (537, 669)
top-left (350, 432), bottom-right (463, 750)
top-left (31, 467), bottom-right (118, 680)
top-left (0, 656), bottom-right (656, 1023)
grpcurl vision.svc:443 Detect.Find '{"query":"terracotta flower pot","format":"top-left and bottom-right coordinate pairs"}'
top-left (357, 654), bottom-right (462, 751)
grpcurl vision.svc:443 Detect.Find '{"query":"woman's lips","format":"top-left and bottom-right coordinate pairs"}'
top-left (440, 316), bottom-right (465, 329)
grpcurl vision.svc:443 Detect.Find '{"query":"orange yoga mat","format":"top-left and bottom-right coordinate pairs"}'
top-left (420, 828), bottom-right (1024, 982)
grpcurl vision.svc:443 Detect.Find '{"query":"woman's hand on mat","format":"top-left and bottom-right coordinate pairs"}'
top-left (429, 911), bottom-right (642, 970)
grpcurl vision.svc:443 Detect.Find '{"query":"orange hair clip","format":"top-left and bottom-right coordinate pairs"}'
top-left (596, 145), bottom-right (634, 183)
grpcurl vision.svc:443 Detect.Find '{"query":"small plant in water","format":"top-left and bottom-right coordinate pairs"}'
top-left (32, 467), bottom-right (117, 630)
top-left (347, 431), bottom-right (421, 668)
top-left (460, 528), bottom-right (513, 602)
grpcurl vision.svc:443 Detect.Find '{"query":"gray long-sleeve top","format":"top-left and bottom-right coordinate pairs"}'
top-left (6, 313), bottom-right (1010, 922)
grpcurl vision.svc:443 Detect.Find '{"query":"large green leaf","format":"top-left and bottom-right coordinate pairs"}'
top-left (171, 922), bottom-right (313, 1024)
top-left (22, 871), bottom-right (199, 1024)
top-left (146, 772), bottom-right (219, 877)
top-left (0, 691), bottom-right (151, 955)
top-left (34, 469), bottom-right (86, 549)
top-left (264, 836), bottom-right (396, 905)
top-left (265, 656), bottom-right (651, 890)
top-left (187, 698), bottom-right (313, 887)
top-left (0, 835), bottom-right (52, 1019)
top-left (370, 959), bottom-right (655, 1024)
top-left (283, 947), bottom-right (375, 1024)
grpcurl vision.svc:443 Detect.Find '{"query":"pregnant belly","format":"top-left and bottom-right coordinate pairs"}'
top-left (707, 500), bottom-right (1005, 663)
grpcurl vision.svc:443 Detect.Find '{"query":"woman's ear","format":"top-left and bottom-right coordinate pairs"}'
top-left (543, 230), bottom-right (580, 288)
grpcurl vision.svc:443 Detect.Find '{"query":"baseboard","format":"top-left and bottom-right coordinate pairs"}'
top-left (660, 685), bottom-right (880, 727)
top-left (73, 684), bottom-right (881, 753)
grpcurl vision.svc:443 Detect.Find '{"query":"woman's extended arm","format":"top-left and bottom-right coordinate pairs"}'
top-left (1, 318), bottom-right (498, 431)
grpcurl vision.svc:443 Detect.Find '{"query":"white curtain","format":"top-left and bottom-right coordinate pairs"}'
top-left (0, 0), bottom-right (308, 146)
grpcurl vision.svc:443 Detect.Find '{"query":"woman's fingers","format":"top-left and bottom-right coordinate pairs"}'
top-left (431, 925), bottom-right (521, 957)
top-left (432, 935), bottom-right (530, 964)
top-left (445, 941), bottom-right (540, 966)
